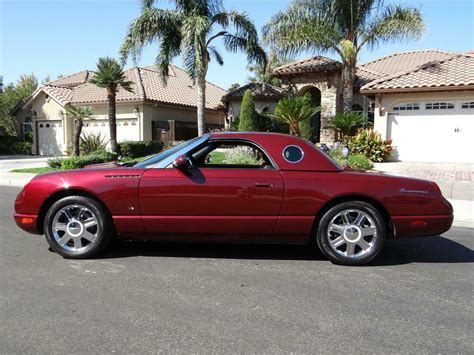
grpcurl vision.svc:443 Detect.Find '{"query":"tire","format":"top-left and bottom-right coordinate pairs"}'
top-left (44, 196), bottom-right (113, 258)
top-left (316, 201), bottom-right (386, 266)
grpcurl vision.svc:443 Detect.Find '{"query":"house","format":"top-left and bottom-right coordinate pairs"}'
top-left (272, 49), bottom-right (474, 163)
top-left (221, 82), bottom-right (286, 128)
top-left (360, 52), bottom-right (474, 163)
top-left (12, 65), bottom-right (226, 155)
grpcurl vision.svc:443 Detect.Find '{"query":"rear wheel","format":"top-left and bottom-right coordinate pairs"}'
top-left (316, 201), bottom-right (386, 266)
top-left (44, 196), bottom-right (113, 258)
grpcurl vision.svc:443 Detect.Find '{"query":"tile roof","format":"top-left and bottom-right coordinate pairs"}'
top-left (361, 53), bottom-right (474, 93)
top-left (273, 49), bottom-right (465, 92)
top-left (221, 82), bottom-right (286, 102)
top-left (39, 65), bottom-right (226, 110)
top-left (273, 56), bottom-right (342, 76)
top-left (358, 49), bottom-right (455, 77)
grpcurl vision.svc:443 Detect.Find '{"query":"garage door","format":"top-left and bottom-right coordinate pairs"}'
top-left (82, 118), bottom-right (139, 147)
top-left (37, 120), bottom-right (64, 156)
top-left (388, 102), bottom-right (474, 163)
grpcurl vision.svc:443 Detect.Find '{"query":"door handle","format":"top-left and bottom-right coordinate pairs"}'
top-left (255, 181), bottom-right (274, 188)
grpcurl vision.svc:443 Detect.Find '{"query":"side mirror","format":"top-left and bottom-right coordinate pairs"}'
top-left (173, 155), bottom-right (190, 170)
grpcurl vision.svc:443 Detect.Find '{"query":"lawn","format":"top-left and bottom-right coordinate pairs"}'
top-left (11, 167), bottom-right (58, 174)
top-left (10, 155), bottom-right (152, 174)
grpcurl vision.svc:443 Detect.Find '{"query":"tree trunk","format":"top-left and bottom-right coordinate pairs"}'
top-left (73, 119), bottom-right (83, 157)
top-left (342, 62), bottom-right (356, 113)
top-left (196, 74), bottom-right (206, 136)
top-left (290, 121), bottom-right (300, 136)
top-left (107, 88), bottom-right (118, 153)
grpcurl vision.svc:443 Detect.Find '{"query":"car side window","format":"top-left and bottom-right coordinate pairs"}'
top-left (192, 142), bottom-right (274, 169)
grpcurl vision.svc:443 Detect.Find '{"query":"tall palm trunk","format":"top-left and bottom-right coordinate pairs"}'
top-left (342, 61), bottom-right (356, 112)
top-left (107, 87), bottom-right (118, 153)
top-left (196, 75), bottom-right (206, 136)
top-left (289, 121), bottom-right (300, 136)
top-left (73, 119), bottom-right (83, 157)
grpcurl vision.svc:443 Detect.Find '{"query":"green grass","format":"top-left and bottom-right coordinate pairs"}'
top-left (208, 151), bottom-right (226, 164)
top-left (11, 167), bottom-right (58, 174)
top-left (10, 154), bottom-right (154, 174)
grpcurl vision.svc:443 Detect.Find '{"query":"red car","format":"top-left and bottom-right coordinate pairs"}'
top-left (14, 132), bottom-right (453, 265)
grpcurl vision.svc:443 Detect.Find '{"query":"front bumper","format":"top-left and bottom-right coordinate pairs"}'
top-left (392, 214), bottom-right (454, 238)
top-left (14, 213), bottom-right (41, 234)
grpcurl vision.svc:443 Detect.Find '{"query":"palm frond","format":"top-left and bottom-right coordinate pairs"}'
top-left (207, 46), bottom-right (224, 65)
top-left (120, 8), bottom-right (182, 65)
top-left (89, 57), bottom-right (134, 93)
top-left (359, 5), bottom-right (424, 50)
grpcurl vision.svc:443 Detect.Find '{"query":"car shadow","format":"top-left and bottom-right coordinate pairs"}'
top-left (98, 234), bottom-right (474, 266)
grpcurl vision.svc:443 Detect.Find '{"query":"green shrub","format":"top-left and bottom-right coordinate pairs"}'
top-left (12, 141), bottom-right (32, 154)
top-left (119, 140), bottom-right (163, 159)
top-left (225, 146), bottom-right (260, 165)
top-left (60, 151), bottom-right (118, 170)
top-left (347, 129), bottom-right (392, 162)
top-left (47, 158), bottom-right (63, 169)
top-left (328, 147), bottom-right (347, 166)
top-left (80, 132), bottom-right (108, 155)
top-left (347, 154), bottom-right (373, 171)
top-left (326, 112), bottom-right (365, 141)
top-left (238, 90), bottom-right (259, 132)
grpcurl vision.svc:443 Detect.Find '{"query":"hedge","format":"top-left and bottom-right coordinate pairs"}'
top-left (119, 140), bottom-right (163, 159)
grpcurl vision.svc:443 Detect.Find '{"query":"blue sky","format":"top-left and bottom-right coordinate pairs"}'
top-left (1, 0), bottom-right (473, 90)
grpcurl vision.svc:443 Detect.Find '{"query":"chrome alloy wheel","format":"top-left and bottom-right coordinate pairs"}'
top-left (326, 209), bottom-right (378, 258)
top-left (51, 204), bottom-right (99, 252)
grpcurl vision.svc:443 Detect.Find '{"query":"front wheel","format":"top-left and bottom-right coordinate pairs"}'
top-left (316, 201), bottom-right (386, 266)
top-left (44, 196), bottom-right (113, 258)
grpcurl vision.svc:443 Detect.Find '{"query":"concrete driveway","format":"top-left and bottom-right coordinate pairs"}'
top-left (0, 156), bottom-right (50, 187)
top-left (1, 186), bottom-right (473, 353)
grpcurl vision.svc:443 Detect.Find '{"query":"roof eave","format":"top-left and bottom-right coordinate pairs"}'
top-left (361, 84), bottom-right (474, 95)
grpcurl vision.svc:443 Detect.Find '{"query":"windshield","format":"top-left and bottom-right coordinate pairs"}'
top-left (134, 136), bottom-right (207, 168)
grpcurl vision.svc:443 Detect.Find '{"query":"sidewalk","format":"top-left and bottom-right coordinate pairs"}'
top-left (374, 162), bottom-right (473, 228)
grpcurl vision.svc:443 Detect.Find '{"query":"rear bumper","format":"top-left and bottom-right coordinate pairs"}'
top-left (392, 214), bottom-right (454, 238)
top-left (14, 214), bottom-right (41, 235)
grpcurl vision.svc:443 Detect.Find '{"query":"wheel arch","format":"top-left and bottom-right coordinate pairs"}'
top-left (311, 194), bottom-right (394, 241)
top-left (36, 188), bottom-right (113, 234)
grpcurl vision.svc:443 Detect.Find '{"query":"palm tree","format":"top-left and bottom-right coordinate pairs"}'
top-left (268, 95), bottom-right (321, 136)
top-left (89, 57), bottom-right (133, 153)
top-left (263, 0), bottom-right (424, 112)
top-left (327, 111), bottom-right (364, 141)
top-left (66, 105), bottom-right (93, 157)
top-left (120, 0), bottom-right (266, 136)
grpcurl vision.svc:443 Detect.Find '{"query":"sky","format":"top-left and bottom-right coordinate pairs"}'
top-left (1, 0), bottom-right (473, 90)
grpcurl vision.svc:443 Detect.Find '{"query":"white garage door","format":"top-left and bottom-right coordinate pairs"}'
top-left (37, 120), bottom-right (64, 156)
top-left (82, 118), bottom-right (139, 147)
top-left (388, 102), bottom-right (474, 163)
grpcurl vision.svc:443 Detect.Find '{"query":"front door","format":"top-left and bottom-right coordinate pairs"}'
top-left (138, 140), bottom-right (284, 237)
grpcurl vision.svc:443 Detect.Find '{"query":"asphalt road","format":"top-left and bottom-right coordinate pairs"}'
top-left (1, 186), bottom-right (473, 354)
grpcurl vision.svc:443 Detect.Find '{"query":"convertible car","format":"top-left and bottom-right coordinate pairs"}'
top-left (14, 132), bottom-right (453, 265)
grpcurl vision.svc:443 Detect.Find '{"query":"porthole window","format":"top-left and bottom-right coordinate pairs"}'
top-left (393, 103), bottom-right (420, 111)
top-left (426, 102), bottom-right (454, 110)
top-left (282, 145), bottom-right (304, 163)
top-left (461, 102), bottom-right (474, 109)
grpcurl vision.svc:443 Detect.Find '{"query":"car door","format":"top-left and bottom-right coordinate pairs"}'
top-left (138, 141), bottom-right (284, 238)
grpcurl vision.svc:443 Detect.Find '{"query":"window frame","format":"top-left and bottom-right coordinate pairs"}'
top-left (282, 145), bottom-right (305, 164)
top-left (392, 102), bottom-right (420, 111)
top-left (425, 102), bottom-right (454, 110)
top-left (190, 138), bottom-right (279, 170)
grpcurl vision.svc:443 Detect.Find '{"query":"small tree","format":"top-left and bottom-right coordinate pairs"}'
top-left (327, 112), bottom-right (364, 142)
top-left (238, 90), bottom-right (259, 132)
top-left (268, 95), bottom-right (321, 136)
top-left (89, 57), bottom-right (133, 153)
top-left (66, 105), bottom-right (93, 157)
